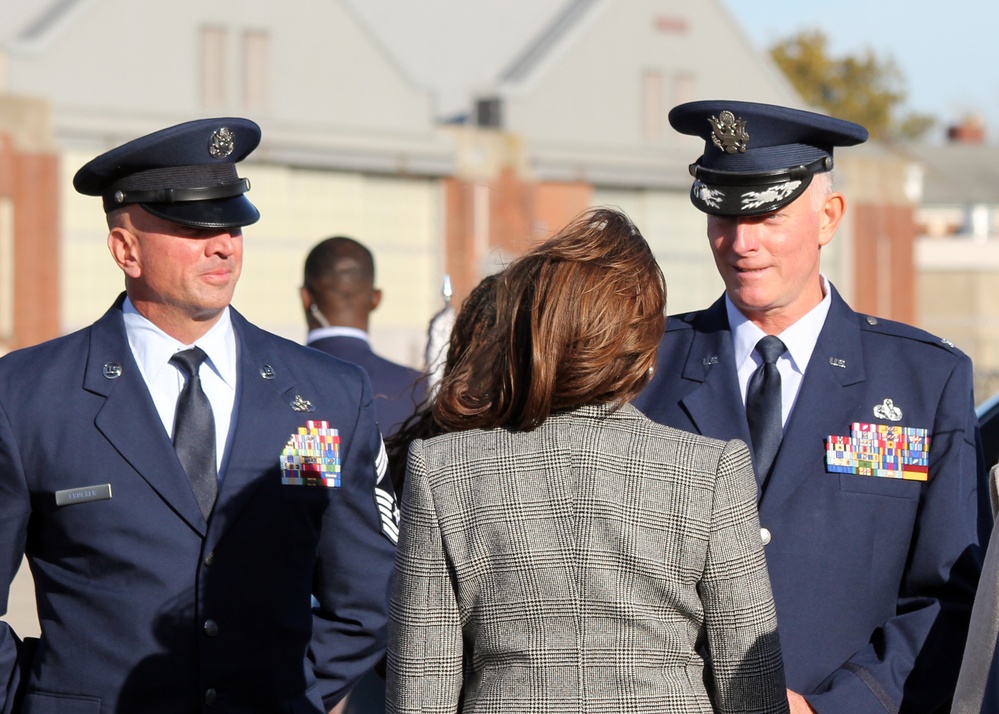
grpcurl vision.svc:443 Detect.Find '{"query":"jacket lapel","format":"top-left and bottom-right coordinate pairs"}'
top-left (206, 311), bottom-right (299, 550)
top-left (678, 300), bottom-right (754, 447)
top-left (758, 291), bottom-right (866, 511)
top-left (84, 300), bottom-right (207, 536)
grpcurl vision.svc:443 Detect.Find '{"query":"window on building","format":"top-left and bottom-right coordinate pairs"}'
top-left (0, 198), bottom-right (14, 341)
top-left (642, 69), bottom-right (664, 142)
top-left (673, 72), bottom-right (695, 107)
top-left (201, 26), bottom-right (228, 109)
top-left (243, 30), bottom-right (270, 111)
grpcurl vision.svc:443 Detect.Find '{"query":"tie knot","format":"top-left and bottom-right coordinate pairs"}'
top-left (170, 347), bottom-right (208, 378)
top-left (755, 335), bottom-right (785, 364)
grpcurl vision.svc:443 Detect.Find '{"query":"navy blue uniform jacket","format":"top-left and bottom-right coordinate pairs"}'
top-left (633, 288), bottom-right (989, 713)
top-left (307, 336), bottom-right (424, 440)
top-left (0, 299), bottom-right (396, 713)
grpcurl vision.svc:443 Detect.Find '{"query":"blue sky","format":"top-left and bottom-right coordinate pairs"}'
top-left (722, 0), bottom-right (999, 143)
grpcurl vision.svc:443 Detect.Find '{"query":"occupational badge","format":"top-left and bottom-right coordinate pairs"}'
top-left (825, 422), bottom-right (929, 481)
top-left (873, 398), bottom-right (902, 422)
top-left (280, 420), bottom-right (340, 487)
top-left (290, 394), bottom-right (315, 412)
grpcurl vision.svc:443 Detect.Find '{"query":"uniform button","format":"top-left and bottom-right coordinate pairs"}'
top-left (204, 688), bottom-right (217, 705)
top-left (760, 527), bottom-right (772, 546)
top-left (866, 316), bottom-right (878, 325)
top-left (203, 551), bottom-right (215, 567)
top-left (204, 619), bottom-right (219, 637)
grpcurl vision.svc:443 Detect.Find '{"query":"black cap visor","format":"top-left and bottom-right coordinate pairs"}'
top-left (138, 194), bottom-right (260, 229)
top-left (691, 174), bottom-right (813, 217)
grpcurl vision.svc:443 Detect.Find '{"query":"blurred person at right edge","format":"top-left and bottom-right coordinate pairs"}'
top-left (633, 100), bottom-right (990, 713)
top-left (387, 208), bottom-right (789, 713)
top-left (954, 460), bottom-right (999, 713)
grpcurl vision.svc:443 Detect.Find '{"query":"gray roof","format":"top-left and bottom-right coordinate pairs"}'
top-left (343, 0), bottom-right (568, 120)
top-left (906, 144), bottom-right (999, 205)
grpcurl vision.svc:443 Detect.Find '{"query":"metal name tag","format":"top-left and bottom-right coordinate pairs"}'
top-left (55, 483), bottom-right (113, 507)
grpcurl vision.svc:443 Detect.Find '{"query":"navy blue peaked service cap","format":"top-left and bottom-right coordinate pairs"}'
top-left (73, 117), bottom-right (261, 229)
top-left (669, 100), bottom-right (869, 217)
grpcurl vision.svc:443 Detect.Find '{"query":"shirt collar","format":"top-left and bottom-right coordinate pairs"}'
top-left (122, 296), bottom-right (237, 388)
top-left (727, 275), bottom-right (832, 373)
top-left (306, 326), bottom-right (369, 344)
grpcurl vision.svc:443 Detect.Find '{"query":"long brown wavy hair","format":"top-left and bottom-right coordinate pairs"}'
top-left (385, 272), bottom-right (502, 492)
top-left (433, 207), bottom-right (666, 432)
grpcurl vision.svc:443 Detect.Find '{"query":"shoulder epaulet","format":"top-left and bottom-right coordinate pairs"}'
top-left (665, 311), bottom-right (703, 333)
top-left (857, 313), bottom-right (962, 354)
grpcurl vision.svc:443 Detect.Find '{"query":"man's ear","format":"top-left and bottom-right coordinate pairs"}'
top-left (300, 286), bottom-right (314, 313)
top-left (371, 288), bottom-right (383, 312)
top-left (108, 226), bottom-right (141, 278)
top-left (818, 192), bottom-right (846, 248)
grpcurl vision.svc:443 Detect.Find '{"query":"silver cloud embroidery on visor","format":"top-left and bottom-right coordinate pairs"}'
top-left (741, 180), bottom-right (802, 211)
top-left (694, 181), bottom-right (724, 208)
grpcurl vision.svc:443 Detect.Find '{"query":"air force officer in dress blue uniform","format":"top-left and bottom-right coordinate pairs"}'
top-left (633, 101), bottom-right (989, 713)
top-left (0, 118), bottom-right (397, 713)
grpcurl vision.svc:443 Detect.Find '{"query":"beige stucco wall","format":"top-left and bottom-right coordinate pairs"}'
top-left (60, 150), bottom-right (442, 369)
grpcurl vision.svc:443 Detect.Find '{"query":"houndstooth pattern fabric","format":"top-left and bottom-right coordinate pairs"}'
top-left (387, 403), bottom-right (787, 714)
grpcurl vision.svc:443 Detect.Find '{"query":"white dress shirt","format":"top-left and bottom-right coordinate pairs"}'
top-left (122, 297), bottom-right (238, 478)
top-left (305, 325), bottom-right (369, 345)
top-left (728, 277), bottom-right (832, 429)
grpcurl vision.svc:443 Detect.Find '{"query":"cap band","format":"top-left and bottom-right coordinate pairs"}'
top-left (690, 155), bottom-right (832, 187)
top-left (110, 178), bottom-right (250, 206)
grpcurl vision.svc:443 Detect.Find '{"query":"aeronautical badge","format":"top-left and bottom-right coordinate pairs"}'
top-left (280, 420), bottom-right (340, 487)
top-left (873, 398), bottom-right (902, 422)
top-left (824, 422), bottom-right (929, 482)
top-left (708, 110), bottom-right (749, 154)
top-left (208, 126), bottom-right (235, 159)
top-left (372, 436), bottom-right (399, 544)
top-left (290, 395), bottom-right (315, 412)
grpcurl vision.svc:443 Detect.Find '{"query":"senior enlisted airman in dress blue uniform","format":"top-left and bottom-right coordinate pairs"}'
top-left (0, 118), bottom-right (398, 713)
top-left (634, 101), bottom-right (990, 713)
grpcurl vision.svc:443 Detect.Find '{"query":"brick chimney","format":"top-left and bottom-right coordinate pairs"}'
top-left (947, 114), bottom-right (986, 144)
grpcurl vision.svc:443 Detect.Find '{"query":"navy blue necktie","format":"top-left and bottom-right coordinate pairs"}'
top-left (170, 347), bottom-right (217, 520)
top-left (746, 335), bottom-right (786, 481)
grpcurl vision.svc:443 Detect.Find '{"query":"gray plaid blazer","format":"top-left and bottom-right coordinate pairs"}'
top-left (387, 403), bottom-right (787, 713)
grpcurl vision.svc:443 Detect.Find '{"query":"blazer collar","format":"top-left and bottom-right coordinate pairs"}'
top-left (84, 298), bottom-right (307, 541)
top-left (677, 297), bottom-right (753, 446)
top-left (85, 296), bottom-right (209, 536)
top-left (758, 288), bottom-right (866, 510)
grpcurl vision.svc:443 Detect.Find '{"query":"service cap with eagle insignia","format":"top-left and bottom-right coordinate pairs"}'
top-left (73, 117), bottom-right (261, 229)
top-left (668, 100), bottom-right (868, 217)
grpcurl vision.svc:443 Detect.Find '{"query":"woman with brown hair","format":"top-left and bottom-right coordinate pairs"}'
top-left (387, 208), bottom-right (787, 714)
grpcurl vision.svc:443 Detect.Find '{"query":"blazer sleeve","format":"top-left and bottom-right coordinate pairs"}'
top-left (310, 374), bottom-right (398, 710)
top-left (700, 439), bottom-right (789, 714)
top-left (805, 353), bottom-right (989, 712)
top-left (0, 399), bottom-right (31, 714)
top-left (386, 439), bottom-right (464, 714)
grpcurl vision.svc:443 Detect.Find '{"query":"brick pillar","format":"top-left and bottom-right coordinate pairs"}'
top-left (0, 96), bottom-right (60, 352)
